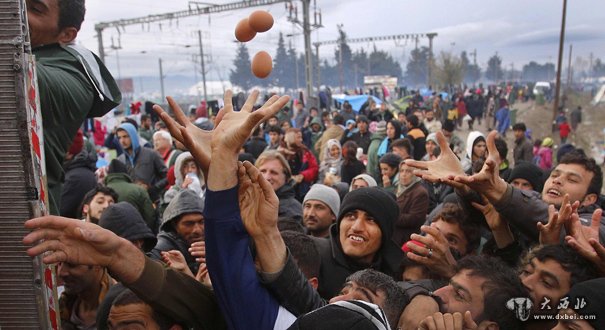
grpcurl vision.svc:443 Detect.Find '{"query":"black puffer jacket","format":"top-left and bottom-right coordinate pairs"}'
top-left (276, 179), bottom-right (303, 224)
top-left (60, 149), bottom-right (97, 218)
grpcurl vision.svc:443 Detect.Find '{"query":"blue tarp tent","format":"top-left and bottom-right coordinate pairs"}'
top-left (332, 94), bottom-right (382, 112)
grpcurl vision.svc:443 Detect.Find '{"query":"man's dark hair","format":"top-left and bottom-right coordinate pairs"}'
top-left (281, 230), bottom-right (320, 280)
top-left (121, 117), bottom-right (139, 130)
top-left (333, 114), bottom-right (345, 126)
top-left (494, 137), bottom-right (508, 162)
top-left (406, 114), bottom-right (419, 128)
top-left (58, 0), bottom-right (86, 31)
top-left (391, 138), bottom-right (413, 154)
top-left (77, 185), bottom-right (119, 219)
top-left (111, 289), bottom-right (180, 329)
top-left (512, 123), bottom-right (526, 132)
top-left (346, 269), bottom-right (406, 330)
top-left (141, 114), bottom-right (151, 122)
top-left (456, 256), bottom-right (527, 329)
top-left (267, 125), bottom-right (283, 135)
top-left (522, 244), bottom-right (598, 287)
top-left (558, 151), bottom-right (603, 196)
top-left (433, 203), bottom-right (480, 255)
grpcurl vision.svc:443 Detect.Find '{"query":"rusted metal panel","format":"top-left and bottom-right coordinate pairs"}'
top-left (0, 0), bottom-right (60, 329)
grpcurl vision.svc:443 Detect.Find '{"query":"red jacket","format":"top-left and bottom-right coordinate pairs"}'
top-left (299, 148), bottom-right (319, 183)
top-left (559, 122), bottom-right (571, 138)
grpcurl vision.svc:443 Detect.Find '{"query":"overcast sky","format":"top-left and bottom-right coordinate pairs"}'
top-left (76, 0), bottom-right (605, 83)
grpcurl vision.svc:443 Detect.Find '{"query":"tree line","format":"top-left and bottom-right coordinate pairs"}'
top-left (229, 30), bottom-right (605, 90)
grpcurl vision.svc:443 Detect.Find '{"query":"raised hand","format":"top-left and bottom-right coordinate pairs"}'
top-left (237, 161), bottom-right (279, 238)
top-left (405, 131), bottom-right (465, 184)
top-left (454, 131), bottom-right (509, 202)
top-left (471, 195), bottom-right (514, 249)
top-left (22, 216), bottom-right (144, 284)
top-left (537, 194), bottom-right (576, 244)
top-left (211, 90), bottom-right (289, 154)
top-left (161, 250), bottom-right (194, 278)
top-left (565, 208), bottom-right (605, 275)
top-left (407, 225), bottom-right (458, 278)
top-left (153, 96), bottom-right (215, 177)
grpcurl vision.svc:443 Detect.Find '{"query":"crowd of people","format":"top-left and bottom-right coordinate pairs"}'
top-left (22, 1), bottom-right (605, 329)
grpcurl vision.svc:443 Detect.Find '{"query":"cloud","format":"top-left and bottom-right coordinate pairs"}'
top-left (501, 25), bottom-right (604, 47)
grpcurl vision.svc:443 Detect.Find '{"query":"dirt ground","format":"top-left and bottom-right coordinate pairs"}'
top-left (453, 91), bottom-right (605, 192)
top-left (515, 92), bottom-right (605, 164)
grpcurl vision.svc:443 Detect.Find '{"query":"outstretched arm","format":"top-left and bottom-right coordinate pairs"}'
top-left (23, 216), bottom-right (145, 284)
top-left (197, 90), bottom-right (294, 330)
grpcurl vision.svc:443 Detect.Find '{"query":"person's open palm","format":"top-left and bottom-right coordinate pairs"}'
top-left (211, 90), bottom-right (289, 153)
top-left (405, 131), bottom-right (465, 184)
top-left (237, 161), bottom-right (279, 238)
top-left (455, 130), bottom-right (501, 191)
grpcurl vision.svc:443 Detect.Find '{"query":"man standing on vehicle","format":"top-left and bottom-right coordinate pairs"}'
top-left (27, 0), bottom-right (122, 215)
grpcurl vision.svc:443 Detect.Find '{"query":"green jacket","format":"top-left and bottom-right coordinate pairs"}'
top-left (366, 132), bottom-right (387, 181)
top-left (128, 257), bottom-right (227, 329)
top-left (35, 44), bottom-right (121, 215)
top-left (105, 173), bottom-right (156, 232)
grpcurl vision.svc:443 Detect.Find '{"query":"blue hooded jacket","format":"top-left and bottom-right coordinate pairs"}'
top-left (118, 123), bottom-right (140, 166)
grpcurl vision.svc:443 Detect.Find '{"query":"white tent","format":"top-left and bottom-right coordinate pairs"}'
top-left (592, 84), bottom-right (605, 105)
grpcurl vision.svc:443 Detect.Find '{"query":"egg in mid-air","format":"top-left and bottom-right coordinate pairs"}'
top-left (251, 51), bottom-right (273, 78)
top-left (248, 10), bottom-right (274, 33)
top-left (235, 18), bottom-right (256, 42)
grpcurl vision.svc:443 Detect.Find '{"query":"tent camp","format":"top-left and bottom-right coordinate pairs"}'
top-left (332, 94), bottom-right (382, 112)
top-left (592, 85), bottom-right (605, 105)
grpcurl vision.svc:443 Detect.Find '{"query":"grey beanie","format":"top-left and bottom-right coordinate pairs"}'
top-left (303, 184), bottom-right (340, 217)
top-left (161, 189), bottom-right (205, 231)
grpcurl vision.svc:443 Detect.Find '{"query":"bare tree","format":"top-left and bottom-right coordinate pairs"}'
top-left (434, 51), bottom-right (464, 88)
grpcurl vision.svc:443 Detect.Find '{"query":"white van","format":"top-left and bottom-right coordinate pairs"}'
top-left (533, 81), bottom-right (551, 95)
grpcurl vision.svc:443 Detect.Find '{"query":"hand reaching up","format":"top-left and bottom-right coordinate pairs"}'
top-left (405, 131), bottom-right (465, 185)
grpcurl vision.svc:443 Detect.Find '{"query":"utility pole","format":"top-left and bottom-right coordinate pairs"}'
top-left (427, 32), bottom-right (438, 88)
top-left (337, 24), bottom-right (344, 92)
top-left (197, 30), bottom-right (208, 102)
top-left (302, 0), bottom-right (313, 105)
top-left (567, 44), bottom-right (573, 89)
top-left (470, 49), bottom-right (477, 66)
top-left (287, 0), bottom-right (322, 106)
top-left (314, 43), bottom-right (321, 93)
top-left (553, 0), bottom-right (567, 132)
top-left (159, 58), bottom-right (165, 101)
top-left (589, 52), bottom-right (594, 81)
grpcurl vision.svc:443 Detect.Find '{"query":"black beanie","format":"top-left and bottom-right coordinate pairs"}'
top-left (287, 300), bottom-right (390, 330)
top-left (338, 187), bottom-right (399, 245)
top-left (507, 161), bottom-right (544, 193)
top-left (565, 278), bottom-right (605, 329)
top-left (108, 159), bottom-right (128, 174)
top-left (99, 202), bottom-right (157, 252)
top-left (557, 143), bottom-right (576, 162)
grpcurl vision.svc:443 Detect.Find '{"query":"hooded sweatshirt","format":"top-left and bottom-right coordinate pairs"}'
top-left (117, 122), bottom-right (140, 166)
top-left (163, 152), bottom-right (205, 206)
top-left (116, 123), bottom-right (168, 200)
top-left (150, 189), bottom-right (205, 274)
top-left (461, 131), bottom-right (485, 173)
